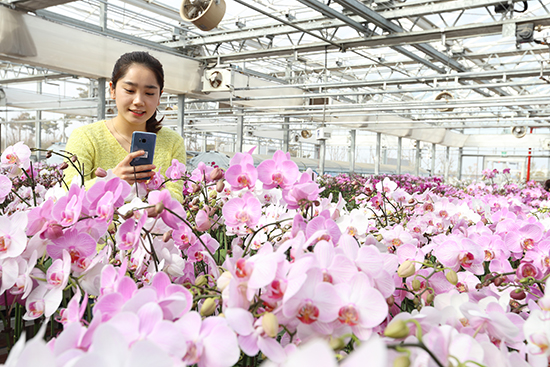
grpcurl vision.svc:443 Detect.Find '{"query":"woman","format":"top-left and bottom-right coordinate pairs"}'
top-left (63, 51), bottom-right (186, 202)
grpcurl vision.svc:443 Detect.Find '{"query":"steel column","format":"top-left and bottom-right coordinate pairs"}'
top-left (415, 140), bottom-right (421, 176)
top-left (350, 129), bottom-right (356, 174)
top-left (283, 117), bottom-right (290, 153)
top-left (236, 108), bottom-right (244, 153)
top-left (458, 147), bottom-right (463, 180)
top-left (177, 94), bottom-right (185, 137)
top-left (375, 132), bottom-right (381, 175)
top-left (35, 81), bottom-right (42, 159)
top-left (445, 146), bottom-right (450, 181)
top-left (397, 136), bottom-right (402, 175)
top-left (431, 143), bottom-right (436, 176)
top-left (97, 77), bottom-right (106, 121)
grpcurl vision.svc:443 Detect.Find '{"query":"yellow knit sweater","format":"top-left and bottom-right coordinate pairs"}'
top-left (63, 120), bottom-right (186, 202)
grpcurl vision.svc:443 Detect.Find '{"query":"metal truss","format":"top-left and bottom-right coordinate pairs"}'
top-left (2, 0), bottom-right (550, 144)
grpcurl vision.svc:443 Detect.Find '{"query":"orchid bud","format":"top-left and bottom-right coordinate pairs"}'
top-left (493, 276), bottom-right (504, 286)
top-left (155, 202), bottom-right (165, 215)
top-left (393, 355), bottom-right (411, 367)
top-left (210, 167), bottom-right (224, 181)
top-left (386, 295), bottom-right (395, 307)
top-left (200, 298), bottom-right (217, 316)
top-left (411, 279), bottom-right (421, 292)
top-left (108, 223), bottom-right (116, 234)
top-left (375, 234), bottom-right (383, 242)
top-left (40, 223), bottom-right (63, 240)
top-left (510, 289), bottom-right (526, 300)
top-left (216, 180), bottom-right (224, 193)
top-left (95, 167), bottom-right (107, 178)
top-left (45, 150), bottom-right (53, 158)
top-left (445, 270), bottom-right (458, 285)
top-left (192, 184), bottom-right (200, 193)
top-left (329, 337), bottom-right (346, 351)
top-left (398, 260), bottom-right (416, 278)
top-left (195, 275), bottom-right (208, 287)
top-left (261, 312), bottom-right (279, 338)
top-left (59, 162), bottom-right (69, 170)
top-left (208, 189), bottom-right (217, 199)
top-left (426, 292), bottom-right (435, 305)
top-left (163, 230), bottom-right (173, 242)
top-left (384, 319), bottom-right (410, 339)
top-left (146, 207), bottom-right (159, 218)
top-left (70, 154), bottom-right (78, 162)
top-left (121, 209), bottom-right (134, 220)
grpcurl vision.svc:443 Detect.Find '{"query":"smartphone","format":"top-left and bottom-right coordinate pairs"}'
top-left (130, 131), bottom-right (156, 178)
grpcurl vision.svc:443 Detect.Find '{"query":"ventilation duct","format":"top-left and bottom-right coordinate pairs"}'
top-left (0, 7), bottom-right (37, 57)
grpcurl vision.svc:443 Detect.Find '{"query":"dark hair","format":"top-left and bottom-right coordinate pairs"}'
top-left (111, 51), bottom-right (164, 133)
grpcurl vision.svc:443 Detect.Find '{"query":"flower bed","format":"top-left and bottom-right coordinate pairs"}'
top-left (1, 144), bottom-right (550, 366)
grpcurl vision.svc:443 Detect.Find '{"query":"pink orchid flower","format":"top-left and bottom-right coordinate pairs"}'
top-left (1, 141), bottom-right (31, 170)
top-left (334, 272), bottom-right (388, 340)
top-left (148, 189), bottom-right (187, 230)
top-left (52, 184), bottom-right (85, 227)
top-left (222, 192), bottom-right (262, 228)
top-left (283, 268), bottom-right (341, 326)
top-left (225, 308), bottom-right (286, 363)
top-left (225, 152), bottom-right (257, 190)
top-left (375, 177), bottom-right (397, 194)
top-left (175, 311), bottom-right (240, 367)
top-left (116, 211), bottom-right (148, 251)
top-left (257, 150), bottom-right (300, 190)
top-left (58, 288), bottom-right (88, 325)
top-left (195, 209), bottom-right (212, 232)
top-left (47, 228), bottom-right (97, 272)
top-left (0, 174), bottom-right (12, 203)
top-left (165, 158), bottom-right (186, 180)
top-left (433, 237), bottom-right (484, 275)
top-left (0, 211), bottom-right (28, 261)
top-left (283, 172), bottom-right (324, 210)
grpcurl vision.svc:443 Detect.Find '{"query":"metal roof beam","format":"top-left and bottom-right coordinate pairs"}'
top-left (296, 0), bottom-right (446, 73)
top-left (333, 0), bottom-right (502, 97)
top-left (295, 0), bottom-right (371, 35)
top-left (198, 16), bottom-right (550, 62)
top-left (0, 72), bottom-right (74, 84)
top-left (181, 0), bottom-right (525, 46)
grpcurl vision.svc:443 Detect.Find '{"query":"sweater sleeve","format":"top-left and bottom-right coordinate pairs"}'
top-left (163, 133), bottom-right (187, 203)
top-left (63, 127), bottom-right (98, 189)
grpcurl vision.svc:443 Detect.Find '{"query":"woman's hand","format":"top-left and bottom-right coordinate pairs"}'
top-left (112, 150), bottom-right (156, 185)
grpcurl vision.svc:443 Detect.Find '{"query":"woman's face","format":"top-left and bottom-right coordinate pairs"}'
top-left (110, 63), bottom-right (162, 128)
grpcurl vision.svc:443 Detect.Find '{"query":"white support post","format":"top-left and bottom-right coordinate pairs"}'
top-left (458, 147), bottom-right (463, 180)
top-left (375, 132), bottom-right (381, 175)
top-left (350, 129), bottom-right (356, 174)
top-left (283, 117), bottom-right (290, 153)
top-left (415, 140), bottom-right (421, 176)
top-left (236, 108), bottom-right (243, 153)
top-left (177, 94), bottom-right (185, 137)
top-left (397, 136), bottom-right (402, 175)
top-left (431, 143), bottom-right (436, 176)
top-left (444, 146), bottom-right (450, 182)
top-left (97, 77), bottom-right (106, 121)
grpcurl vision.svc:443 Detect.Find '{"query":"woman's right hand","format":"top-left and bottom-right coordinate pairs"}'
top-left (112, 150), bottom-right (156, 185)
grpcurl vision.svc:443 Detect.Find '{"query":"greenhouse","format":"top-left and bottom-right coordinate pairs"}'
top-left (1, 0), bottom-right (550, 365)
